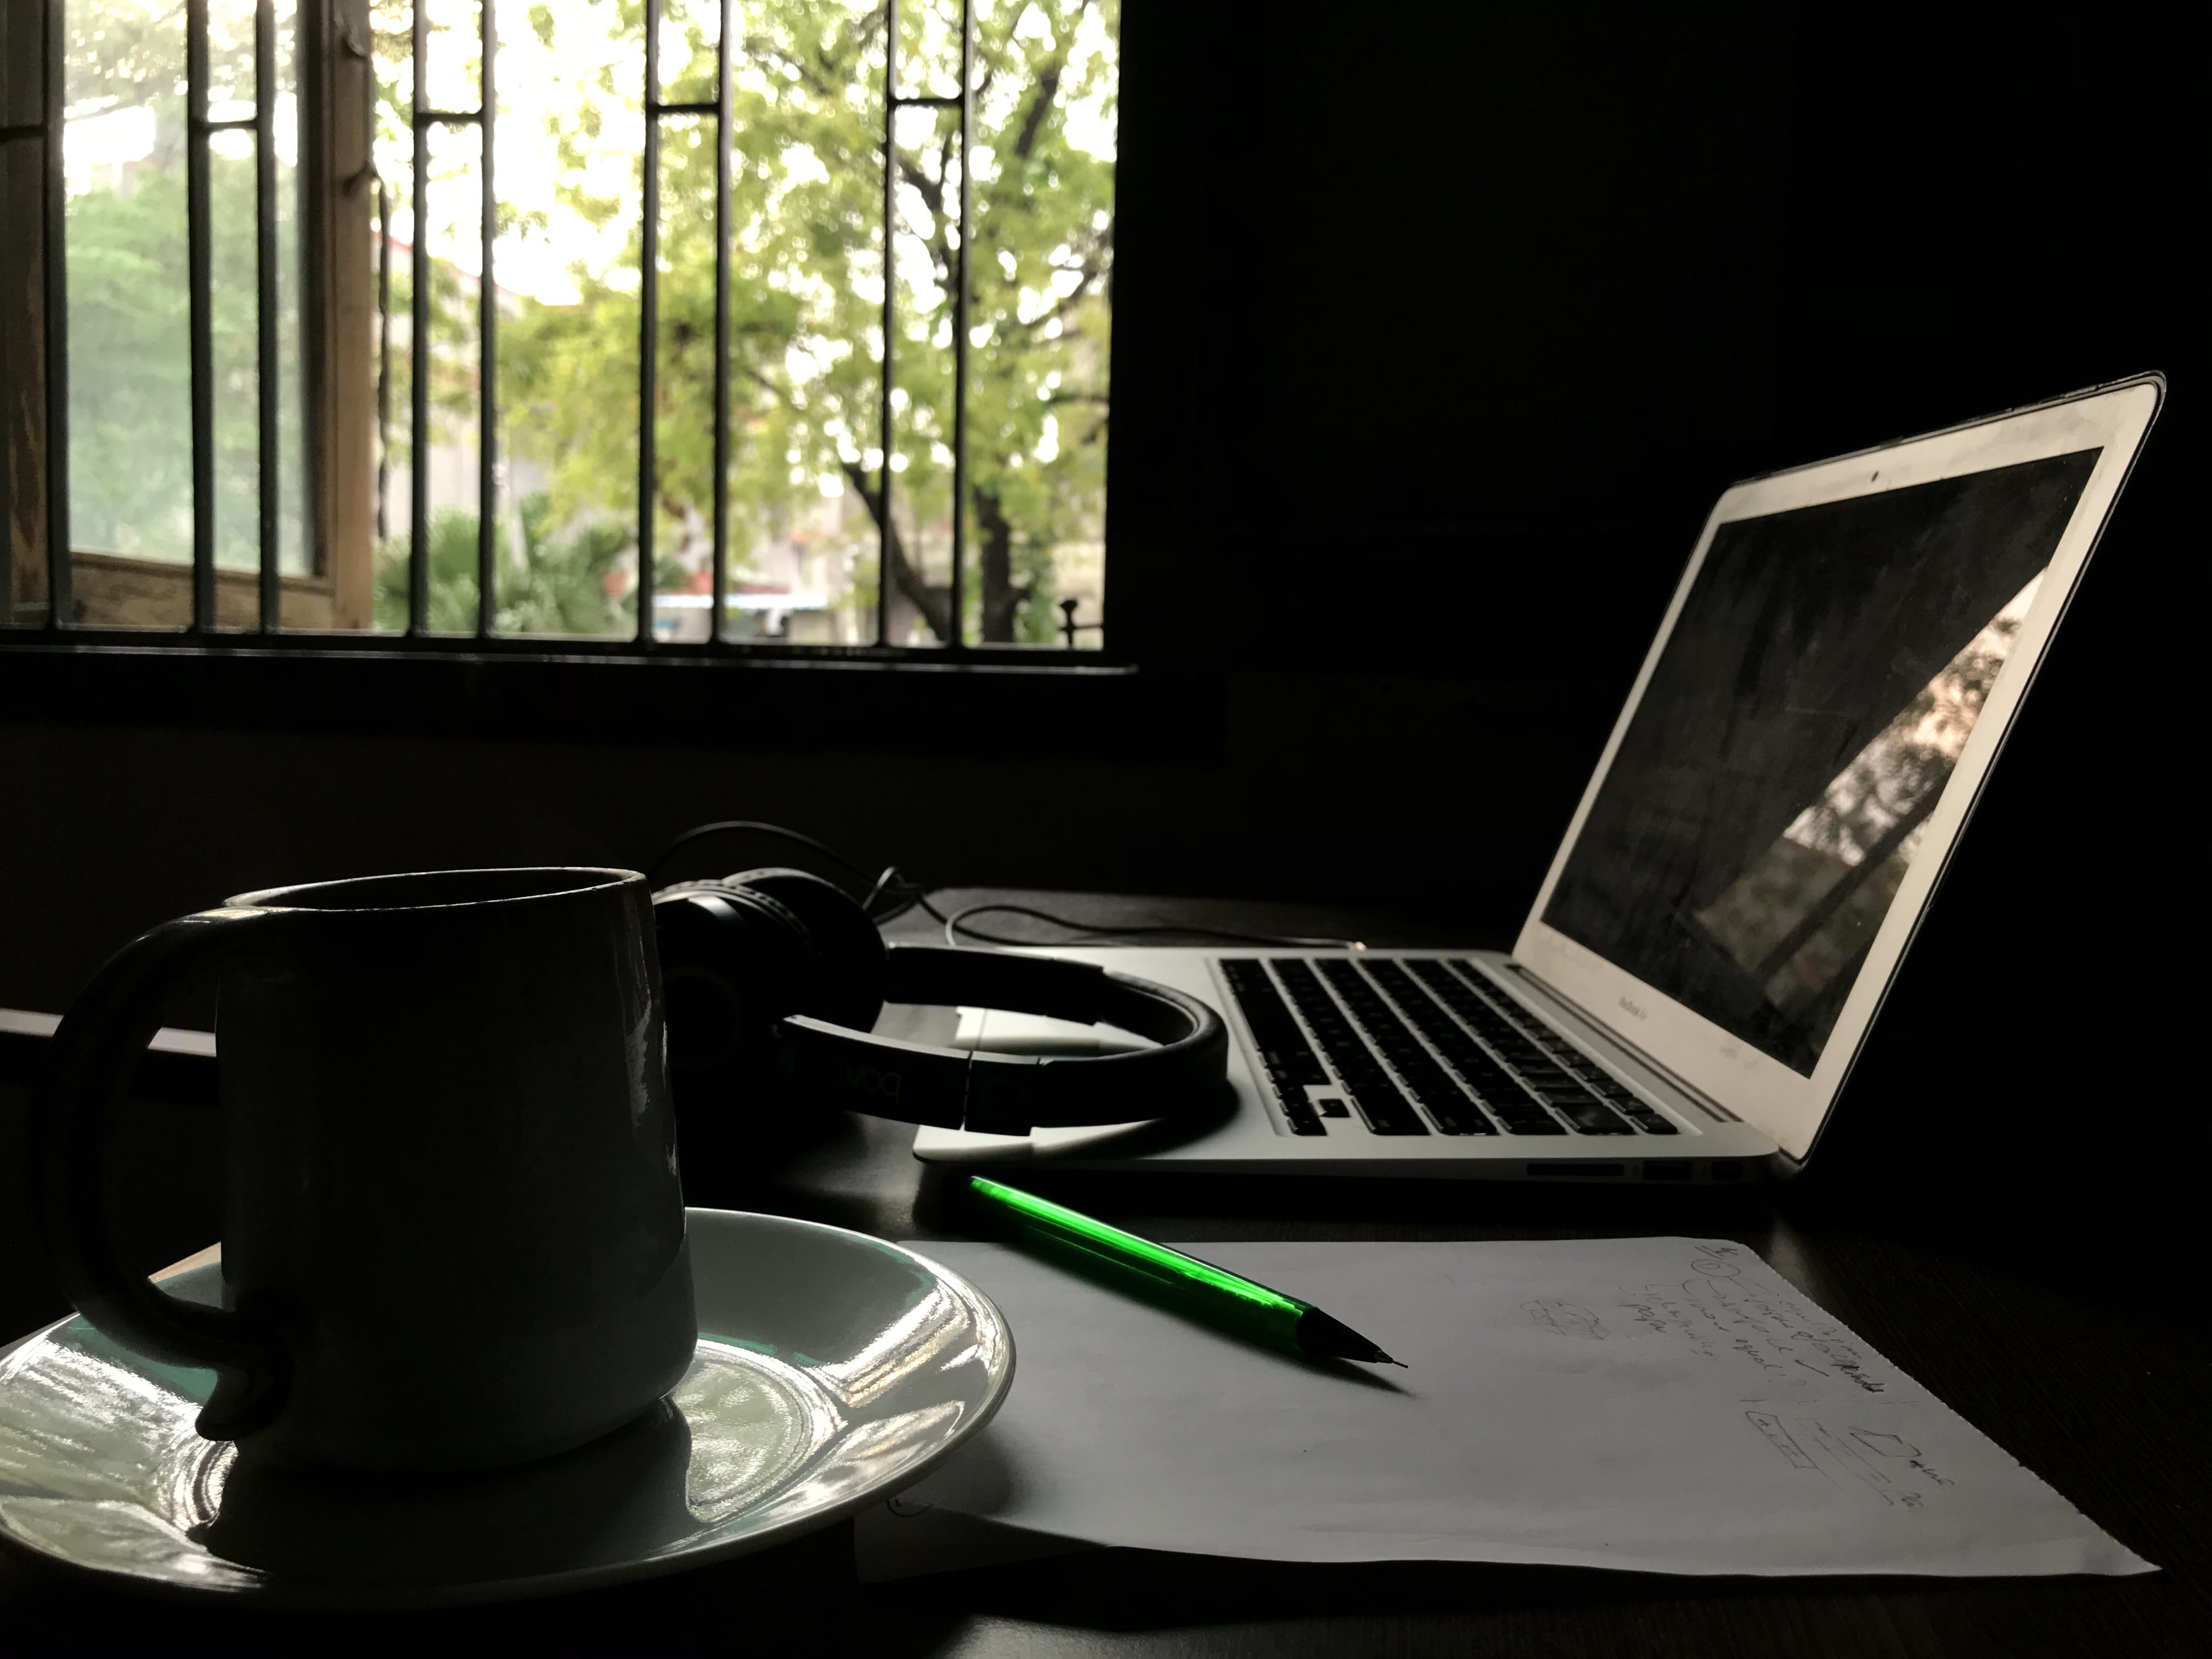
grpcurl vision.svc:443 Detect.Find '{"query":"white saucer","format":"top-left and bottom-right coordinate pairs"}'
top-left (0, 1209), bottom-right (1013, 1607)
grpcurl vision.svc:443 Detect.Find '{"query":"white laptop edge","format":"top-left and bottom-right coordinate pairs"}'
top-left (1510, 374), bottom-right (2165, 1167)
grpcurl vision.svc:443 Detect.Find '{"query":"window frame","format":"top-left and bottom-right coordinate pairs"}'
top-left (2, 0), bottom-right (1122, 665)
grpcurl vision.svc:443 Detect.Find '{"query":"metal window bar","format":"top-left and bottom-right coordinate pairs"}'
top-left (0, 59), bottom-right (20, 629)
top-left (408, 0), bottom-right (496, 637)
top-left (297, 0), bottom-right (329, 617)
top-left (710, 0), bottom-right (732, 646)
top-left (46, 0), bottom-right (67, 630)
top-left (187, 0), bottom-right (216, 628)
top-left (637, 0), bottom-right (662, 646)
top-left (44, 0), bottom-right (67, 630)
top-left (409, 5), bottom-right (430, 631)
top-left (180, 0), bottom-right (285, 632)
top-left (477, 0), bottom-right (496, 639)
top-left (3, 0), bottom-right (75, 628)
top-left (949, 0), bottom-right (973, 648)
top-left (876, 1), bottom-right (973, 649)
top-left (377, 180), bottom-right (392, 543)
top-left (255, 0), bottom-right (280, 629)
top-left (637, 3), bottom-right (730, 647)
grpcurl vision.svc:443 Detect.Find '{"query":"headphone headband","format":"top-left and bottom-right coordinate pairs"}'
top-left (775, 945), bottom-right (1227, 1135)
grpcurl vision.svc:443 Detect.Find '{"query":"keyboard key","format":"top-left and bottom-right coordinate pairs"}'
top-left (1365, 961), bottom-right (1564, 1135)
top-left (1542, 1093), bottom-right (1635, 1135)
top-left (1401, 961), bottom-right (1650, 1136)
top-left (1242, 955), bottom-right (1685, 1141)
top-left (1220, 958), bottom-right (1336, 1133)
top-left (1347, 1091), bottom-right (1429, 1136)
top-left (1271, 961), bottom-right (1429, 1135)
top-left (1331, 962), bottom-right (1498, 1135)
top-left (1318, 961), bottom-right (1493, 1136)
top-left (1602, 1091), bottom-right (1680, 1135)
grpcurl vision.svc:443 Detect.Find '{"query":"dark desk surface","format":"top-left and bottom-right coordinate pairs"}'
top-left (1, 893), bottom-right (2205, 1656)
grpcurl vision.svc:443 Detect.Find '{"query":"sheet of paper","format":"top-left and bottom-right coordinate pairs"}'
top-left (856, 1237), bottom-right (2149, 1581)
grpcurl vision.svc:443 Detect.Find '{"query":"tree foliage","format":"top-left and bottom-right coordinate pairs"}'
top-left (62, 0), bottom-right (305, 572)
top-left (372, 492), bottom-right (651, 633)
top-left (58, 0), bottom-right (1115, 642)
top-left (499, 0), bottom-right (1116, 643)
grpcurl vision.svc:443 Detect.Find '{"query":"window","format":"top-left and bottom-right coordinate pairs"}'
top-left (2, 0), bottom-right (1115, 654)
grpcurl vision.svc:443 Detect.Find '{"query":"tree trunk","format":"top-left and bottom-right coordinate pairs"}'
top-left (843, 461), bottom-right (950, 641)
top-left (975, 488), bottom-right (1030, 642)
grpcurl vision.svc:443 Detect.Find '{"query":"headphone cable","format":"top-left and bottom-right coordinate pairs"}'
top-left (931, 899), bottom-right (1364, 952)
top-left (649, 822), bottom-right (1366, 951)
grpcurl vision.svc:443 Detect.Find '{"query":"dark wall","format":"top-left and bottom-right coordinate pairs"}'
top-left (1114, 2), bottom-right (2186, 673)
top-left (1, 0), bottom-right (2188, 1022)
top-left (1113, 4), bottom-right (1792, 678)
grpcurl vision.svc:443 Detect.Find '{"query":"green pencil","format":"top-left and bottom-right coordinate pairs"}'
top-left (964, 1175), bottom-right (1404, 1366)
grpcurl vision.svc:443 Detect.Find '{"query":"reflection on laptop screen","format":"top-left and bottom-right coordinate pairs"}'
top-left (1543, 449), bottom-right (2101, 1075)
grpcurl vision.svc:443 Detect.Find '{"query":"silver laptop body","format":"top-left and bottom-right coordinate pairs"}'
top-left (915, 377), bottom-right (2163, 1182)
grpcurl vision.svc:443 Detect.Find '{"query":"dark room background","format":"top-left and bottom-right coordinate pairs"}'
top-left (3, 0), bottom-right (2187, 1218)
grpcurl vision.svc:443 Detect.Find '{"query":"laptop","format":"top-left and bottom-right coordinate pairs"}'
top-left (917, 376), bottom-right (2164, 1181)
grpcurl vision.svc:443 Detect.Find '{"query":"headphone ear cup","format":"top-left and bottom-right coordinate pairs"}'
top-left (724, 867), bottom-right (887, 1034)
top-left (652, 882), bottom-right (821, 1082)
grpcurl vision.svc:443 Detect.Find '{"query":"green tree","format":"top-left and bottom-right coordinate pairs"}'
top-left (372, 492), bottom-right (658, 634)
top-left (499, 0), bottom-right (1115, 644)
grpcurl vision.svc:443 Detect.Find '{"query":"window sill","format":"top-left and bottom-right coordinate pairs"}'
top-left (0, 635), bottom-right (1215, 759)
top-left (12, 552), bottom-right (341, 631)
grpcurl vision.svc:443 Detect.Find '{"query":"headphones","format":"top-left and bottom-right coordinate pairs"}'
top-left (651, 867), bottom-right (1229, 1136)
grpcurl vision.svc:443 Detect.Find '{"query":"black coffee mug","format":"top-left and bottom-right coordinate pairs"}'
top-left (34, 868), bottom-right (697, 1474)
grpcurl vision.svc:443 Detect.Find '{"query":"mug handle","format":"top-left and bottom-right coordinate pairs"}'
top-left (35, 906), bottom-right (292, 1442)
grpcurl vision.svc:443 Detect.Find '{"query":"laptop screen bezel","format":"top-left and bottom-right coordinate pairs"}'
top-left (1511, 376), bottom-right (2163, 1163)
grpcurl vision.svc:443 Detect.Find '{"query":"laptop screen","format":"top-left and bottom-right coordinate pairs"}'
top-left (1540, 449), bottom-right (2101, 1075)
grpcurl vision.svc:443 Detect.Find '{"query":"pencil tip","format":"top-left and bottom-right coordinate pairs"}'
top-left (1298, 1308), bottom-right (1406, 1368)
top-left (1379, 1355), bottom-right (1406, 1368)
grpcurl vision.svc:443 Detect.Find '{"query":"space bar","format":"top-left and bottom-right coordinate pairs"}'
top-left (1316, 1041), bottom-right (1427, 1133)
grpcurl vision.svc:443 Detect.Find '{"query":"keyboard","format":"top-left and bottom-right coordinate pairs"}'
top-left (1217, 957), bottom-right (1680, 1139)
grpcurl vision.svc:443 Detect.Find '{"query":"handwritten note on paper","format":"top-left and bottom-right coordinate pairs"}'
top-left (855, 1238), bottom-right (2151, 1581)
